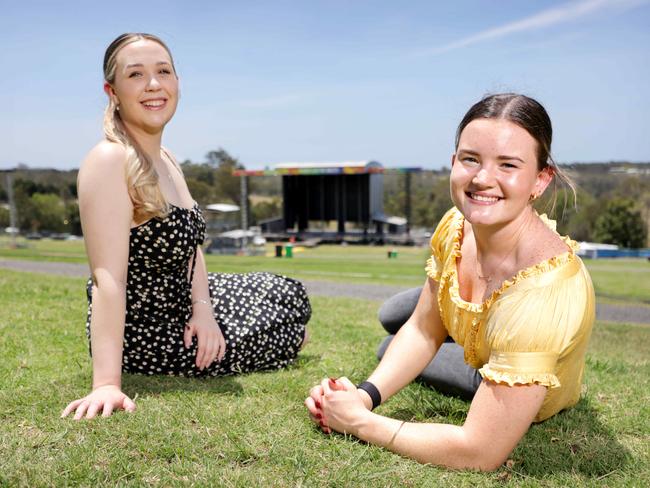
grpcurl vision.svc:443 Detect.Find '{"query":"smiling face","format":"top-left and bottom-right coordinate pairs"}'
top-left (450, 118), bottom-right (553, 228)
top-left (105, 39), bottom-right (178, 135)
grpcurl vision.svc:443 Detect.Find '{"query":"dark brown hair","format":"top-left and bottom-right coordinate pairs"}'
top-left (455, 93), bottom-right (576, 213)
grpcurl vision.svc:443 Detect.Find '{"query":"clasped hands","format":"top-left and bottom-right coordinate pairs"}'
top-left (304, 377), bottom-right (372, 435)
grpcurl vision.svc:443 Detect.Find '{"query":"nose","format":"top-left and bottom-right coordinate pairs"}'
top-left (145, 74), bottom-right (162, 91)
top-left (472, 164), bottom-right (496, 187)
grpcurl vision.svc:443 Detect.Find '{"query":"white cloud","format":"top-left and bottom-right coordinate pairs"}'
top-left (415, 0), bottom-right (649, 56)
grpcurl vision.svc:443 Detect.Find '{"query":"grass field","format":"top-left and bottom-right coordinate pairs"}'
top-left (2, 236), bottom-right (650, 304)
top-left (1, 269), bottom-right (649, 487)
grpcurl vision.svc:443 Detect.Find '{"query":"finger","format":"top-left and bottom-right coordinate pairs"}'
top-left (320, 378), bottom-right (333, 396)
top-left (123, 396), bottom-right (136, 413)
top-left (336, 376), bottom-right (356, 391)
top-left (203, 334), bottom-right (216, 369)
top-left (102, 402), bottom-right (115, 417)
top-left (196, 331), bottom-right (207, 369)
top-left (184, 324), bottom-right (193, 349)
top-left (217, 333), bottom-right (226, 361)
top-left (304, 397), bottom-right (321, 418)
top-left (73, 401), bottom-right (90, 421)
top-left (85, 402), bottom-right (102, 419)
top-left (309, 385), bottom-right (325, 408)
top-left (61, 399), bottom-right (84, 418)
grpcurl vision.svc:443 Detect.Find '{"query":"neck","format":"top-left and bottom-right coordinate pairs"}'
top-left (472, 206), bottom-right (535, 259)
top-left (122, 121), bottom-right (163, 160)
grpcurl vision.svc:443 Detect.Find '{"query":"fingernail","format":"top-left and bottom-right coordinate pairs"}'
top-left (315, 400), bottom-right (321, 409)
top-left (315, 413), bottom-right (322, 420)
top-left (319, 420), bottom-right (326, 427)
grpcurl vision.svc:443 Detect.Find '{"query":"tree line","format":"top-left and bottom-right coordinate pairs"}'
top-left (2, 157), bottom-right (649, 248)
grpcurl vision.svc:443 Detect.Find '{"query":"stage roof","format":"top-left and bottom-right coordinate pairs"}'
top-left (233, 161), bottom-right (421, 176)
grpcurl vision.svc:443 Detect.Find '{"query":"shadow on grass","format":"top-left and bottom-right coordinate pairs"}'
top-left (121, 373), bottom-right (244, 397)
top-left (388, 387), bottom-right (629, 479)
top-left (514, 396), bottom-right (630, 478)
top-left (117, 353), bottom-right (320, 398)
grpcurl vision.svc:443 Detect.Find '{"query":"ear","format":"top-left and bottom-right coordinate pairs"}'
top-left (533, 166), bottom-right (554, 197)
top-left (103, 82), bottom-right (118, 104)
top-left (450, 153), bottom-right (456, 168)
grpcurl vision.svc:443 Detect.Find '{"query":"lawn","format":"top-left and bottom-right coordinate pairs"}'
top-left (2, 236), bottom-right (650, 304)
top-left (1, 270), bottom-right (648, 487)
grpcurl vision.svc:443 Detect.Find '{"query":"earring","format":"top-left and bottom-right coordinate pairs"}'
top-left (529, 193), bottom-right (539, 202)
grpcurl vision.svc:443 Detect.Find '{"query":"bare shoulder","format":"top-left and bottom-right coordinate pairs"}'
top-left (78, 141), bottom-right (130, 207)
top-left (79, 141), bottom-right (127, 176)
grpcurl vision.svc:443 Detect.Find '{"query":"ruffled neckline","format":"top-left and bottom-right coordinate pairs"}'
top-left (446, 209), bottom-right (579, 313)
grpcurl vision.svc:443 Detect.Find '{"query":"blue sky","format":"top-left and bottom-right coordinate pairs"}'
top-left (1, 0), bottom-right (649, 170)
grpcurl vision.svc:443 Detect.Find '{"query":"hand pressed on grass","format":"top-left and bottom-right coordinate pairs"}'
top-left (61, 384), bottom-right (136, 420)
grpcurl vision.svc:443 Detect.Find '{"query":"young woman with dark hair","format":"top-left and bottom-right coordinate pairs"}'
top-left (305, 93), bottom-right (594, 471)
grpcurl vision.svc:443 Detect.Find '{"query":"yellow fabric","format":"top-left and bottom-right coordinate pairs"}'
top-left (426, 207), bottom-right (595, 422)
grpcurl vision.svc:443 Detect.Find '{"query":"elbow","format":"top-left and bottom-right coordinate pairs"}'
top-left (91, 269), bottom-right (127, 299)
top-left (472, 449), bottom-right (511, 473)
top-left (455, 435), bottom-right (511, 472)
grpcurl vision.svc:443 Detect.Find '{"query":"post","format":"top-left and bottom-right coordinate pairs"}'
top-left (404, 172), bottom-right (411, 236)
top-left (240, 175), bottom-right (248, 230)
top-left (5, 171), bottom-right (17, 248)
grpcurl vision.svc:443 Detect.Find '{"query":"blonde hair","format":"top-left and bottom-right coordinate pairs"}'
top-left (103, 33), bottom-right (177, 223)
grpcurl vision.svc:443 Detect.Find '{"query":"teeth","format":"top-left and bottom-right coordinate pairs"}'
top-left (471, 193), bottom-right (500, 202)
top-left (142, 100), bottom-right (165, 107)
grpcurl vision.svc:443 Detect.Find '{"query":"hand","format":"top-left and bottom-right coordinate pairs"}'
top-left (184, 311), bottom-right (226, 370)
top-left (61, 384), bottom-right (136, 420)
top-left (305, 377), bottom-right (370, 435)
top-left (320, 377), bottom-right (370, 436)
top-left (305, 381), bottom-right (331, 434)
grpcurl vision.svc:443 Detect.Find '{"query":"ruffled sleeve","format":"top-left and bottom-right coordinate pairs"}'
top-left (425, 208), bottom-right (462, 282)
top-left (478, 256), bottom-right (594, 389)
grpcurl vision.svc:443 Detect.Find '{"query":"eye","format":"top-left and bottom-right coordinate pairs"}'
top-left (128, 71), bottom-right (142, 78)
top-left (461, 156), bottom-right (479, 165)
top-left (159, 68), bottom-right (172, 75)
top-left (501, 162), bottom-right (519, 169)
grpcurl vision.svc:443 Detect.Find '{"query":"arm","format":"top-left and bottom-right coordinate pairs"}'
top-left (308, 277), bottom-right (448, 413)
top-left (61, 142), bottom-right (135, 419)
top-left (183, 247), bottom-right (226, 369)
top-left (324, 377), bottom-right (546, 471)
top-left (364, 277), bottom-right (448, 405)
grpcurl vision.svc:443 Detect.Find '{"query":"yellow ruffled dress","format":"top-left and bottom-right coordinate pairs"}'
top-left (426, 208), bottom-right (595, 422)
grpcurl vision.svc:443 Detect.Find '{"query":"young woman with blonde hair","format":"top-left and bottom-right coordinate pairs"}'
top-left (62, 33), bottom-right (310, 420)
top-left (305, 93), bottom-right (595, 471)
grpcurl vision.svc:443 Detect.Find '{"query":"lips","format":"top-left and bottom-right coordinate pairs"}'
top-left (466, 192), bottom-right (502, 203)
top-left (141, 98), bottom-right (167, 110)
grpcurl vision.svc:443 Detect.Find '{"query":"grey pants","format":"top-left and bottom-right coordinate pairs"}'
top-left (377, 287), bottom-right (482, 400)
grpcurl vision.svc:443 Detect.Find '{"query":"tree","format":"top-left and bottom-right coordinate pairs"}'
top-left (205, 149), bottom-right (246, 204)
top-left (593, 198), bottom-right (647, 248)
top-left (21, 193), bottom-right (67, 232)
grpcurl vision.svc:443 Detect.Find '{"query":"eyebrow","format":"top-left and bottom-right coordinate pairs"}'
top-left (457, 148), bottom-right (526, 164)
top-left (124, 61), bottom-right (172, 69)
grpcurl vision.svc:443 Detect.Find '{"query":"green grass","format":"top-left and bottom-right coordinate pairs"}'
top-left (1, 270), bottom-right (649, 487)
top-left (3, 237), bottom-right (650, 304)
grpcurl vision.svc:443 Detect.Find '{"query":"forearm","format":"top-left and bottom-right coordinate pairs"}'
top-left (89, 280), bottom-right (127, 389)
top-left (366, 319), bottom-right (443, 403)
top-left (354, 413), bottom-right (486, 470)
top-left (190, 248), bottom-right (214, 317)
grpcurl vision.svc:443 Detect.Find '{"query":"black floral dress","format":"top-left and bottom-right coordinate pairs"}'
top-left (86, 203), bottom-right (311, 376)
